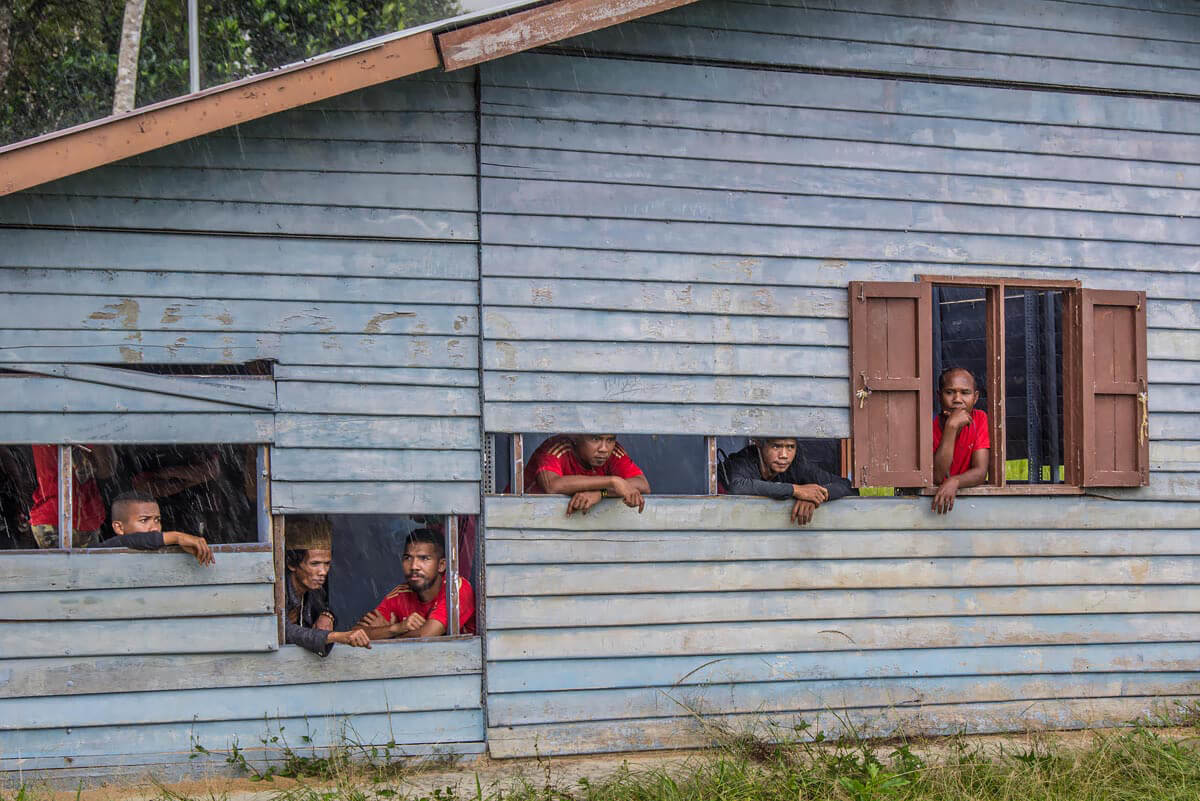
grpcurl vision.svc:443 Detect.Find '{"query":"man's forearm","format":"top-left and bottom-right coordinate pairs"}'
top-left (358, 624), bottom-right (399, 640)
top-left (541, 474), bottom-right (619, 495)
top-left (933, 440), bottom-right (957, 484)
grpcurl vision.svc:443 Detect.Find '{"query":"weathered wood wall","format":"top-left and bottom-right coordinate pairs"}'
top-left (476, 0), bottom-right (1200, 758)
top-left (0, 70), bottom-right (485, 779)
top-left (484, 496), bottom-right (1200, 756)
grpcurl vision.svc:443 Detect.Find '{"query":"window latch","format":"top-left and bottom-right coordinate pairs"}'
top-left (856, 373), bottom-right (872, 408)
top-left (1138, 380), bottom-right (1149, 447)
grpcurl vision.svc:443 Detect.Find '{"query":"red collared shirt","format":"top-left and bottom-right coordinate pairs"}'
top-left (523, 435), bottom-right (644, 493)
top-left (932, 409), bottom-right (990, 477)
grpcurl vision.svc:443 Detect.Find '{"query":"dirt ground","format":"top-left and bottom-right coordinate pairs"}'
top-left (20, 728), bottom-right (1195, 801)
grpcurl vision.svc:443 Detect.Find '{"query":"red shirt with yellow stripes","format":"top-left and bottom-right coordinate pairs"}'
top-left (370, 576), bottom-right (476, 635)
top-left (523, 435), bottom-right (644, 493)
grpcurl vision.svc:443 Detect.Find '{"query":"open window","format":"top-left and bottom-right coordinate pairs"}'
top-left (848, 278), bottom-right (1149, 492)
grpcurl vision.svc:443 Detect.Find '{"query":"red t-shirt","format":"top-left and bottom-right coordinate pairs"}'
top-left (523, 435), bottom-right (644, 494)
top-left (371, 576), bottom-right (476, 635)
top-left (29, 445), bottom-right (106, 530)
top-left (932, 409), bottom-right (990, 477)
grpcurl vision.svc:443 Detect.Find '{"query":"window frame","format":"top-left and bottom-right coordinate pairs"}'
top-left (918, 274), bottom-right (1083, 495)
top-left (6, 443), bottom-right (273, 553)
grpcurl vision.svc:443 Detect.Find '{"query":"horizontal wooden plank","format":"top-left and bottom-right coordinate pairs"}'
top-left (0, 331), bottom-right (477, 368)
top-left (488, 586), bottom-right (1200, 629)
top-left (483, 402), bottom-right (849, 437)
top-left (0, 229), bottom-right (479, 279)
top-left (0, 709), bottom-right (484, 759)
top-left (483, 178), bottom-right (1200, 246)
top-left (484, 307), bottom-right (847, 345)
top-left (1, 584), bottom-right (273, 622)
top-left (1, 615), bottom-right (277, 659)
top-left (0, 412), bottom-right (274, 444)
top-left (129, 137), bottom-right (475, 174)
top-left (481, 247), bottom-right (1200, 300)
top-left (483, 275), bottom-right (846, 318)
top-left (484, 52), bottom-right (1200, 136)
top-left (0, 195), bottom-right (478, 241)
top-left (483, 112), bottom-right (1200, 193)
top-left (0, 673), bottom-right (480, 730)
top-left (483, 373), bottom-right (845, 406)
top-left (490, 557), bottom-right (1200, 597)
top-left (488, 672), bottom-right (1200, 727)
top-left (271, 481), bottom-right (480, 515)
top-left (275, 414), bottom-right (480, 449)
top-left (0, 551), bottom-right (273, 592)
top-left (486, 613), bottom-right (1200, 660)
top-left (486, 641), bottom-right (1200, 694)
top-left (276, 382), bottom-right (479, 416)
top-left (484, 341), bottom-right (847, 377)
top-left (482, 83), bottom-right (1200, 170)
top-left (0, 377), bottom-right (251, 413)
top-left (485, 697), bottom-right (1197, 758)
top-left (483, 496), bottom-right (1200, 532)
top-left (569, 20), bottom-right (1200, 97)
top-left (271, 448), bottom-right (481, 482)
top-left (480, 146), bottom-right (1200, 218)
top-left (0, 296), bottom-right (478, 336)
top-left (231, 109), bottom-right (477, 143)
top-left (485, 528), bottom-right (1200, 563)
top-left (1150, 386), bottom-right (1198, 414)
top-left (1152, 413), bottom-right (1200, 441)
top-left (1097, 472), bottom-right (1200, 501)
top-left (0, 637), bottom-right (482, 699)
top-left (1151, 441), bottom-right (1200, 471)
top-left (275, 366), bottom-right (479, 387)
top-left (43, 169), bottom-right (477, 215)
top-left (482, 215), bottom-right (1200, 276)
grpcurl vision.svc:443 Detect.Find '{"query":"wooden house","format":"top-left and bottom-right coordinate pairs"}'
top-left (0, 0), bottom-right (1197, 784)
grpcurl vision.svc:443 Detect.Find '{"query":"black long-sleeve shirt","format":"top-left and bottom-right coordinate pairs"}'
top-left (95, 531), bottom-right (167, 549)
top-left (285, 576), bottom-right (334, 656)
top-left (719, 444), bottom-right (854, 501)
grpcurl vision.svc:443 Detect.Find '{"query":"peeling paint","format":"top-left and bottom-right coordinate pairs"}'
top-left (364, 310), bottom-right (416, 334)
top-left (89, 298), bottom-right (139, 328)
top-left (118, 346), bottom-right (143, 363)
top-left (160, 305), bottom-right (182, 324)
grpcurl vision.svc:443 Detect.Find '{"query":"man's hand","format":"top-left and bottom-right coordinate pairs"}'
top-left (172, 532), bottom-right (214, 566)
top-left (314, 612), bottom-right (334, 632)
top-left (943, 408), bottom-right (971, 432)
top-left (566, 490), bottom-right (603, 516)
top-left (359, 610), bottom-right (392, 629)
top-left (791, 500), bottom-right (816, 526)
top-left (932, 477), bottom-right (960, 514)
top-left (401, 612), bottom-right (426, 633)
top-left (328, 629), bottom-right (371, 648)
top-left (792, 484), bottom-right (829, 505)
top-left (610, 477), bottom-right (645, 513)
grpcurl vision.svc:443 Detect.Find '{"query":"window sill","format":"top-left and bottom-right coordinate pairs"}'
top-left (918, 485), bottom-right (1083, 496)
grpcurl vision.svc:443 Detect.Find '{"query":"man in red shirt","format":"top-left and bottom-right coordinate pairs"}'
top-left (524, 434), bottom-right (651, 516)
top-left (932, 367), bottom-right (990, 514)
top-left (29, 444), bottom-right (115, 548)
top-left (356, 529), bottom-right (476, 638)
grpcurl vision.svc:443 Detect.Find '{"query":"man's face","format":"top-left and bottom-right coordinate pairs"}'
top-left (758, 439), bottom-right (797, 475)
top-left (403, 542), bottom-right (446, 594)
top-left (574, 435), bottom-right (617, 467)
top-left (294, 549), bottom-right (332, 592)
top-left (113, 501), bottom-right (161, 535)
top-left (940, 371), bottom-right (978, 415)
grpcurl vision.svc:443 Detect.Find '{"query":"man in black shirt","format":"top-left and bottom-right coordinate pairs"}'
top-left (98, 490), bottom-right (214, 564)
top-left (719, 437), bottom-right (854, 525)
top-left (284, 516), bottom-right (371, 656)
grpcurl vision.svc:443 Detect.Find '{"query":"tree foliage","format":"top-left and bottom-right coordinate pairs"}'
top-left (1, 0), bottom-right (462, 146)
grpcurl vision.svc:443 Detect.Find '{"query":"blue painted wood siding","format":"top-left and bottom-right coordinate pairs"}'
top-left (478, 0), bottom-right (1200, 453)
top-left (0, 70), bottom-right (485, 776)
top-left (0, 70), bottom-right (482, 513)
top-left (483, 496), bottom-right (1200, 756)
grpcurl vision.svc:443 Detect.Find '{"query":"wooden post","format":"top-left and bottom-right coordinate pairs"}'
top-left (986, 285), bottom-right (1006, 487)
top-left (272, 516), bottom-right (286, 645)
top-left (706, 436), bottom-right (718, 495)
top-left (511, 434), bottom-right (524, 495)
top-left (446, 514), bottom-right (460, 636)
top-left (57, 445), bottom-right (73, 550)
top-left (256, 445), bottom-right (271, 544)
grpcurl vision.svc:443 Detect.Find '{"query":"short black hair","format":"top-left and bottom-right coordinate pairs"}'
top-left (404, 528), bottom-right (445, 560)
top-left (938, 366), bottom-right (978, 392)
top-left (111, 490), bottom-right (158, 523)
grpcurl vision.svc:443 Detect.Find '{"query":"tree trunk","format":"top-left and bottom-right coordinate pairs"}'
top-left (0, 4), bottom-right (13, 95)
top-left (112, 0), bottom-right (148, 114)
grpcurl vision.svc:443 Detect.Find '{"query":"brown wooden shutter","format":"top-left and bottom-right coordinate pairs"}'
top-left (848, 281), bottom-right (933, 488)
top-left (1079, 289), bottom-right (1149, 487)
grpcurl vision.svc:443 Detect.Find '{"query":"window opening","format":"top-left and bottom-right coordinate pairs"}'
top-left (2, 443), bottom-right (265, 550)
top-left (494, 433), bottom-right (707, 495)
top-left (1005, 289), bottom-right (1065, 485)
top-left (281, 514), bottom-right (478, 652)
